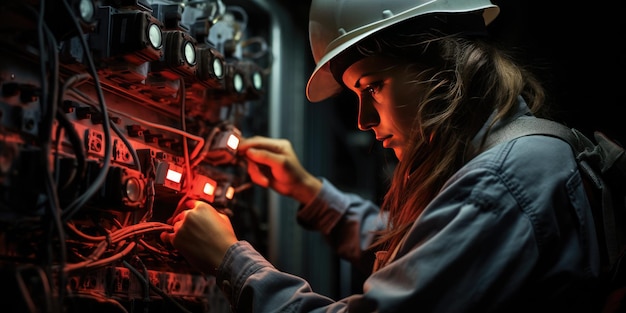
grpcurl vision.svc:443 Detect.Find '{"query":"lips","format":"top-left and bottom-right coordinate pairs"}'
top-left (376, 135), bottom-right (392, 148)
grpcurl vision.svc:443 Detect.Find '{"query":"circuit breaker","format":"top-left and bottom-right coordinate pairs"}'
top-left (0, 0), bottom-right (275, 312)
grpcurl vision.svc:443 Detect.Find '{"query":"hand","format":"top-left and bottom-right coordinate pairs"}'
top-left (238, 136), bottom-right (322, 205)
top-left (160, 200), bottom-right (238, 273)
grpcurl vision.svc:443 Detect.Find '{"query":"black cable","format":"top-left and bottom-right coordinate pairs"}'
top-left (56, 73), bottom-right (91, 190)
top-left (122, 260), bottom-right (194, 313)
top-left (32, 2), bottom-right (68, 311)
top-left (66, 292), bottom-right (129, 313)
top-left (60, 0), bottom-right (113, 222)
top-left (109, 120), bottom-right (143, 173)
top-left (15, 265), bottom-right (52, 313)
top-left (54, 109), bottom-right (87, 191)
top-left (133, 255), bottom-right (152, 312)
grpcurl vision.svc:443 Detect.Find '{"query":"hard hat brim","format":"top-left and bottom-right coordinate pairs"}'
top-left (306, 4), bottom-right (500, 103)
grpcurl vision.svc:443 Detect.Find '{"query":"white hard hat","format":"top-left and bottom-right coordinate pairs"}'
top-left (306, 0), bottom-right (500, 103)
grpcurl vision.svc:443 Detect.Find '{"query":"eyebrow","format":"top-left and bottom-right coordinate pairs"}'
top-left (353, 64), bottom-right (400, 88)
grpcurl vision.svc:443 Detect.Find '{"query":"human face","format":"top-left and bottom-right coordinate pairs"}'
top-left (342, 56), bottom-right (421, 161)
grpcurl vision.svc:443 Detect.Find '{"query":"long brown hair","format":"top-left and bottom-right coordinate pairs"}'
top-left (333, 13), bottom-right (546, 267)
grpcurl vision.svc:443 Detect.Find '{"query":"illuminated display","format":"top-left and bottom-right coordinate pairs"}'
top-left (184, 41), bottom-right (197, 65)
top-left (192, 47), bottom-right (226, 89)
top-left (225, 186), bottom-right (235, 200)
top-left (0, 1), bottom-right (271, 311)
top-left (147, 30), bottom-right (199, 81)
top-left (233, 71), bottom-right (244, 93)
top-left (190, 174), bottom-right (218, 202)
top-left (213, 57), bottom-right (225, 79)
top-left (252, 71), bottom-right (263, 91)
top-left (203, 182), bottom-right (216, 196)
top-left (78, 0), bottom-right (96, 22)
top-left (148, 23), bottom-right (163, 49)
top-left (226, 134), bottom-right (240, 150)
top-left (166, 168), bottom-right (183, 183)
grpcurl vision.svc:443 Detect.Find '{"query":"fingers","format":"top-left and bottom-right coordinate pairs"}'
top-left (238, 136), bottom-right (292, 156)
top-left (246, 161), bottom-right (270, 187)
top-left (160, 231), bottom-right (174, 246)
top-left (245, 147), bottom-right (283, 165)
top-left (159, 199), bottom-right (238, 270)
top-left (238, 136), bottom-right (279, 152)
top-left (161, 200), bottom-right (196, 245)
top-left (195, 201), bottom-right (233, 222)
top-left (172, 208), bottom-right (189, 224)
top-left (238, 138), bottom-right (297, 184)
top-left (244, 148), bottom-right (286, 180)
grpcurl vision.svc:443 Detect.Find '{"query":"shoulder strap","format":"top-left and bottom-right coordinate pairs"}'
top-left (482, 117), bottom-right (592, 153)
top-left (482, 117), bottom-right (626, 266)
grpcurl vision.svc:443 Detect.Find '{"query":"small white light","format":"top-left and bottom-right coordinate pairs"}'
top-left (166, 169), bottom-right (182, 183)
top-left (184, 41), bottom-right (196, 65)
top-left (148, 23), bottom-right (162, 49)
top-left (78, 0), bottom-right (95, 22)
top-left (233, 72), bottom-right (244, 93)
top-left (226, 134), bottom-right (240, 150)
top-left (252, 72), bottom-right (263, 90)
top-left (225, 186), bottom-right (235, 200)
top-left (212, 58), bottom-right (224, 78)
top-left (203, 182), bottom-right (216, 196)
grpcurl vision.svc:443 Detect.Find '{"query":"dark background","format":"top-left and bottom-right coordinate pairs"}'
top-left (276, 0), bottom-right (625, 145)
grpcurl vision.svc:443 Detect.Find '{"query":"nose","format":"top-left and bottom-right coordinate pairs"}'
top-left (357, 98), bottom-right (380, 131)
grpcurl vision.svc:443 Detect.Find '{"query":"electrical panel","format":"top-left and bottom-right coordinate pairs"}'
top-left (0, 0), bottom-right (271, 312)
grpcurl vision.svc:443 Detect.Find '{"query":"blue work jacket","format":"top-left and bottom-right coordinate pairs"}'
top-left (215, 102), bottom-right (602, 312)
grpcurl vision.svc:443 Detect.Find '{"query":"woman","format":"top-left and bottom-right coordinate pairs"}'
top-left (161, 0), bottom-right (603, 311)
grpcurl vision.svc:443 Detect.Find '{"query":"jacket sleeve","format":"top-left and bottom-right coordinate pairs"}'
top-left (296, 178), bottom-right (386, 269)
top-left (215, 169), bottom-right (537, 313)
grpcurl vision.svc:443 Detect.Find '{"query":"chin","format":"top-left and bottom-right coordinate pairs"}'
top-left (393, 149), bottom-right (402, 161)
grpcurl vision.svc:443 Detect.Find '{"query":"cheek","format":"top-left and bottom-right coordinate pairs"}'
top-left (386, 102), bottom-right (421, 146)
top-left (392, 107), bottom-right (417, 132)
top-left (389, 91), bottom-right (420, 128)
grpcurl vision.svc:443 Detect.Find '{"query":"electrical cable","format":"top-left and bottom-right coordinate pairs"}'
top-left (110, 120), bottom-right (143, 173)
top-left (67, 292), bottom-right (129, 313)
top-left (64, 242), bottom-right (136, 273)
top-left (67, 87), bottom-right (206, 161)
top-left (240, 36), bottom-right (269, 60)
top-left (65, 221), bottom-right (173, 243)
top-left (122, 260), bottom-right (194, 313)
top-left (179, 78), bottom-right (193, 193)
top-left (189, 124), bottom-right (220, 168)
top-left (15, 265), bottom-right (53, 313)
top-left (138, 238), bottom-right (172, 257)
top-left (15, 266), bottom-right (42, 313)
top-left (131, 255), bottom-right (151, 306)
top-left (1, 1), bottom-right (259, 311)
top-left (139, 162), bottom-right (157, 223)
top-left (226, 5), bottom-right (248, 35)
top-left (32, 2), bottom-right (68, 310)
top-left (60, 0), bottom-right (113, 222)
top-left (55, 74), bottom-right (91, 190)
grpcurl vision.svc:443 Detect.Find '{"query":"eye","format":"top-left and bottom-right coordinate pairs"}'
top-left (362, 81), bottom-right (383, 96)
